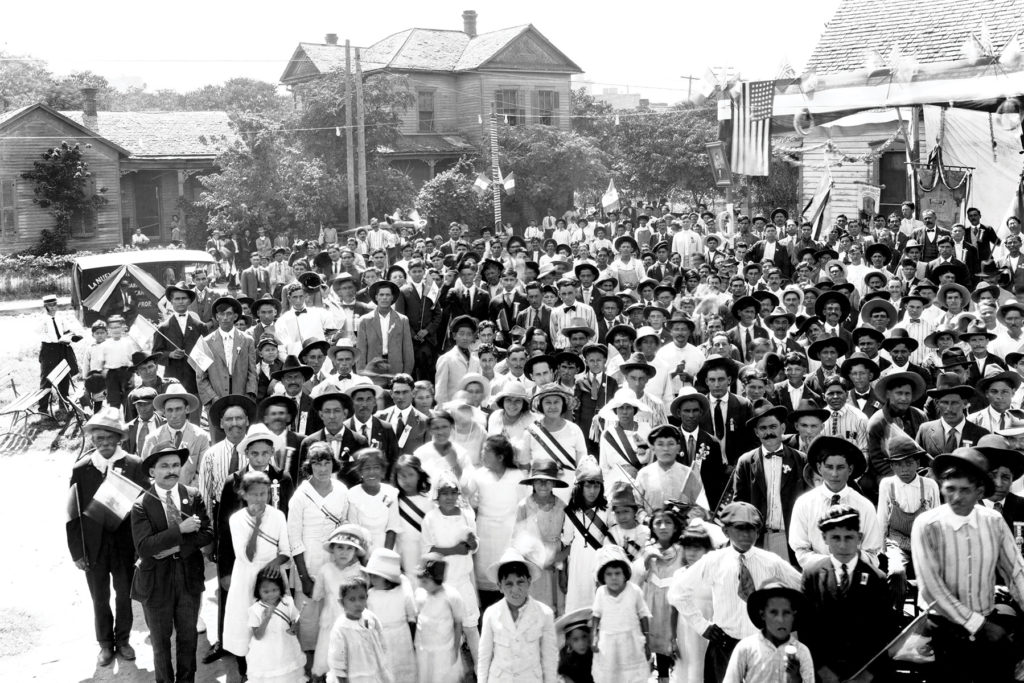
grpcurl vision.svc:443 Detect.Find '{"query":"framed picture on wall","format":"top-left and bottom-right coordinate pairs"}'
top-left (706, 141), bottom-right (733, 187)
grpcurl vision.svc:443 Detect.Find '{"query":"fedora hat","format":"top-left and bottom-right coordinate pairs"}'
top-left (997, 301), bottom-right (1024, 324)
top-left (524, 354), bottom-right (556, 381)
top-left (926, 381), bottom-right (977, 402)
top-left (84, 407), bottom-right (127, 437)
top-left (850, 326), bottom-right (884, 345)
top-left (237, 423), bottom-right (277, 453)
top-left (938, 347), bottom-right (970, 369)
top-left (520, 457), bottom-right (569, 486)
top-left (164, 281), bottom-right (196, 302)
top-left (485, 547), bottom-right (542, 585)
top-left (959, 322), bottom-right (997, 342)
top-left (211, 296), bottom-right (242, 317)
top-left (368, 279), bottom-right (401, 301)
top-left (931, 447), bottom-right (995, 496)
top-left (605, 324), bottom-right (637, 345)
top-left (880, 328), bottom-right (919, 352)
top-left (574, 261), bottom-right (599, 279)
top-left (745, 399), bottom-right (788, 430)
top-left (619, 352), bottom-right (658, 378)
top-left (976, 434), bottom-right (1024, 480)
top-left (614, 234), bottom-right (639, 253)
top-left (152, 383), bottom-right (201, 414)
top-left (141, 446), bottom-right (188, 472)
top-left (312, 391), bottom-right (354, 414)
top-left (696, 354), bottom-right (739, 383)
top-left (209, 394), bottom-right (258, 427)
top-left (560, 318), bottom-right (596, 339)
top-left (253, 293), bottom-right (281, 313)
top-left (131, 351), bottom-right (161, 368)
top-left (671, 386), bottom-right (710, 417)
top-left (345, 379), bottom-right (385, 399)
top-left (977, 369), bottom-right (1023, 394)
top-left (806, 435), bottom-right (867, 479)
top-left (752, 290), bottom-right (780, 311)
top-left (937, 282), bottom-right (971, 309)
top-left (769, 207), bottom-right (789, 222)
top-left (258, 393), bottom-right (299, 420)
top-left (859, 299), bottom-right (897, 329)
top-left (299, 337), bottom-right (331, 359)
top-left (494, 381), bottom-right (530, 410)
top-left (788, 398), bottom-right (829, 424)
top-left (864, 242), bottom-right (893, 265)
top-left (971, 282), bottom-right (1001, 302)
top-left (730, 295), bottom-right (762, 319)
top-left (874, 371), bottom-right (927, 403)
top-left (362, 548), bottom-right (403, 584)
top-left (839, 352), bottom-right (879, 379)
top-left (271, 354), bottom-right (315, 381)
top-left (746, 581), bottom-right (805, 630)
top-left (814, 290), bottom-right (851, 322)
top-left (884, 428), bottom-right (931, 463)
top-left (764, 306), bottom-right (795, 327)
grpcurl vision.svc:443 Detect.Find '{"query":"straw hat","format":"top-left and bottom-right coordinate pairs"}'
top-left (362, 548), bottom-right (403, 584)
top-left (520, 457), bottom-right (568, 486)
top-left (238, 423), bottom-right (277, 453)
top-left (152, 383), bottom-right (201, 414)
top-left (322, 523), bottom-right (371, 557)
top-left (84, 407), bottom-right (127, 437)
top-left (494, 381), bottom-right (530, 410)
top-left (485, 547), bottom-right (542, 585)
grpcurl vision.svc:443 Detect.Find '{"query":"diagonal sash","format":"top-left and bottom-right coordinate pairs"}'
top-left (604, 426), bottom-right (642, 470)
top-left (398, 493), bottom-right (426, 533)
top-left (565, 508), bottom-right (611, 551)
top-left (529, 423), bottom-right (576, 469)
top-left (247, 520), bottom-right (279, 548)
top-left (304, 490), bottom-right (343, 526)
top-left (259, 601), bottom-right (295, 627)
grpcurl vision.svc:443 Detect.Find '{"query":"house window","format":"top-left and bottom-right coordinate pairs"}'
top-left (70, 178), bottom-right (98, 237)
top-left (878, 150), bottom-right (908, 218)
top-left (536, 90), bottom-right (560, 126)
top-left (0, 179), bottom-right (16, 238)
top-left (418, 90), bottom-right (435, 133)
top-left (495, 89), bottom-right (524, 125)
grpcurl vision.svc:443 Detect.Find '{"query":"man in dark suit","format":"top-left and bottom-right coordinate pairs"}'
top-left (772, 352), bottom-right (822, 411)
top-left (131, 447), bottom-right (214, 683)
top-left (698, 355), bottom-right (755, 474)
top-left (254, 336), bottom-right (283, 402)
top-left (438, 260), bottom-right (490, 346)
top-left (376, 374), bottom-right (429, 458)
top-left (188, 268), bottom-right (218, 322)
top-left (515, 282), bottom-right (552, 345)
top-left (671, 388), bottom-right (726, 510)
top-left (962, 323), bottom-right (1007, 388)
top-left (725, 295), bottom-right (769, 362)
top-left (733, 400), bottom-right (808, 560)
top-left (102, 277), bottom-right (139, 327)
top-left (915, 383), bottom-right (990, 459)
top-left (393, 260), bottom-right (442, 380)
top-left (747, 224), bottom-right (792, 279)
top-left (346, 381), bottom-right (398, 473)
top-left (155, 282), bottom-right (206, 409)
top-left (800, 506), bottom-right (894, 682)
top-left (270, 355), bottom-right (318, 435)
top-left (257, 394), bottom-right (306, 484)
top-left (979, 434), bottom-right (1024, 530)
top-left (123, 387), bottom-right (166, 455)
top-left (488, 269), bottom-right (529, 346)
top-left (299, 391), bottom-right (367, 487)
top-left (924, 236), bottom-right (970, 285)
top-left (67, 410), bottom-right (150, 667)
top-left (950, 224), bottom-right (981, 285)
top-left (573, 344), bottom-right (618, 454)
top-left (911, 210), bottom-right (950, 263)
top-left (966, 206), bottom-right (1000, 263)
top-left (239, 252), bottom-right (272, 299)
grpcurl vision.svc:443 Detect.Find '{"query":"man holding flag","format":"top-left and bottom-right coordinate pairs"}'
top-left (153, 282), bottom-right (206, 420)
top-left (66, 408), bottom-right (149, 667)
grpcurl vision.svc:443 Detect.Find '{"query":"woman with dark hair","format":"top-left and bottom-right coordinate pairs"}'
top-left (286, 442), bottom-right (349, 659)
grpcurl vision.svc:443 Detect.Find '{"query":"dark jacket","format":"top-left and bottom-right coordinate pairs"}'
top-left (699, 393), bottom-right (755, 467)
top-left (122, 414), bottom-right (167, 456)
top-left (153, 311), bottom-right (206, 396)
top-left (298, 427), bottom-right (368, 488)
top-left (395, 282), bottom-right (442, 346)
top-left (573, 375), bottom-right (618, 441)
top-left (130, 484), bottom-right (214, 604)
top-left (915, 418), bottom-right (990, 459)
top-left (677, 428), bottom-right (727, 513)
top-left (66, 453), bottom-right (150, 568)
top-left (375, 406), bottom-right (430, 457)
top-left (346, 417), bottom-right (399, 475)
top-left (733, 444), bottom-right (808, 542)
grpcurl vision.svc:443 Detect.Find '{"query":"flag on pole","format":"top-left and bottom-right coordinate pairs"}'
top-left (85, 469), bottom-right (145, 530)
top-left (188, 335), bottom-right (215, 373)
top-left (848, 603), bottom-right (936, 680)
top-left (502, 171), bottom-right (516, 196)
top-left (602, 179), bottom-right (620, 213)
top-left (128, 314), bottom-right (157, 355)
top-left (803, 174), bottom-right (833, 241)
top-left (473, 173), bottom-right (492, 196)
top-left (699, 67), bottom-right (720, 99)
top-left (730, 80), bottom-right (774, 176)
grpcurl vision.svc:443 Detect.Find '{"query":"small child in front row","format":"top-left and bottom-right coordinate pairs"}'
top-left (312, 524), bottom-right (370, 680)
top-left (671, 522), bottom-right (715, 683)
top-left (477, 548), bottom-right (558, 682)
top-left (722, 582), bottom-right (813, 683)
top-left (326, 575), bottom-right (393, 683)
top-left (591, 545), bottom-right (652, 683)
top-left (363, 548), bottom-right (418, 681)
top-left (555, 608), bottom-right (594, 683)
top-left (634, 504), bottom-right (686, 683)
top-left (605, 481), bottom-right (650, 563)
top-left (247, 570), bottom-right (305, 683)
top-left (414, 553), bottom-right (466, 683)
top-left (513, 457), bottom-right (568, 612)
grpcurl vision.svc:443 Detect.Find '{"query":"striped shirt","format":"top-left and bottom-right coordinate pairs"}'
top-left (911, 504), bottom-right (1024, 634)
top-left (788, 484), bottom-right (883, 569)
top-left (894, 320), bottom-right (934, 365)
top-left (668, 544), bottom-right (801, 640)
top-left (822, 404), bottom-right (868, 452)
top-left (549, 303), bottom-right (598, 349)
top-left (197, 439), bottom-right (248, 508)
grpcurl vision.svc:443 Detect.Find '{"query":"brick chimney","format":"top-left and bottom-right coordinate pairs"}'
top-left (462, 10), bottom-right (477, 38)
top-left (81, 88), bottom-right (98, 131)
top-left (325, 33), bottom-right (338, 45)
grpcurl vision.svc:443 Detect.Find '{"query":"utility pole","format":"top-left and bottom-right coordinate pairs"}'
top-left (681, 74), bottom-right (699, 101)
top-left (344, 40), bottom-right (356, 230)
top-left (355, 47), bottom-right (368, 226)
top-left (490, 103), bottom-right (502, 230)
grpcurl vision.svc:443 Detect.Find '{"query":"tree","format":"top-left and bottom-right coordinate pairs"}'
top-left (45, 71), bottom-right (114, 110)
top-left (21, 141), bottom-right (109, 253)
top-left (496, 124), bottom-right (609, 222)
top-left (0, 50), bottom-right (53, 111)
top-left (181, 78), bottom-right (286, 115)
top-left (366, 159), bottom-right (416, 219)
top-left (415, 159), bottom-right (492, 230)
top-left (744, 156), bottom-right (801, 217)
top-left (570, 87), bottom-right (615, 144)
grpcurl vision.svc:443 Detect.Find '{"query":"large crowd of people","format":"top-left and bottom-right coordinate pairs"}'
top-left (50, 200), bottom-right (1024, 683)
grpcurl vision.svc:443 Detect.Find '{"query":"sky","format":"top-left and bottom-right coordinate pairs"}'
top-left (2, 0), bottom-right (842, 102)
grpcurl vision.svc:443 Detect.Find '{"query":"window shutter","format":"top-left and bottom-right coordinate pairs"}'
top-left (0, 179), bottom-right (15, 237)
top-left (552, 90), bottom-right (560, 127)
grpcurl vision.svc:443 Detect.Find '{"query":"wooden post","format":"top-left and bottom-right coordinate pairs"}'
top-left (344, 40), bottom-right (356, 232)
top-left (490, 103), bottom-right (502, 230)
top-left (355, 48), bottom-right (368, 225)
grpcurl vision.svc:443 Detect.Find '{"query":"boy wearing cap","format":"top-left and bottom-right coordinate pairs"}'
top-left (81, 320), bottom-right (108, 383)
top-left (123, 387), bottom-right (165, 456)
top-left (669, 502), bottom-right (801, 683)
top-left (912, 447), bottom-right (1024, 683)
top-left (799, 506), bottom-right (891, 683)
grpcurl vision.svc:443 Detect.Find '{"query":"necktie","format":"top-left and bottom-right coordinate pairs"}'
top-left (832, 411), bottom-right (840, 436)
top-left (995, 501), bottom-right (1004, 513)
top-left (396, 412), bottom-right (406, 437)
top-left (744, 328), bottom-right (753, 359)
top-left (714, 400), bottom-right (725, 438)
top-left (228, 445), bottom-right (239, 473)
top-left (164, 489), bottom-right (182, 526)
top-left (52, 317), bottom-right (60, 339)
top-left (737, 553), bottom-right (755, 602)
top-left (591, 374), bottom-right (600, 400)
top-left (839, 563), bottom-right (850, 592)
top-left (361, 424), bottom-right (368, 440)
top-left (246, 512), bottom-right (262, 561)
top-left (944, 428), bottom-right (958, 453)
top-left (1000, 412), bottom-right (1006, 430)
top-left (137, 421), bottom-right (150, 451)
top-left (173, 430), bottom-right (183, 448)
top-left (830, 494), bottom-right (841, 506)
top-left (223, 334), bottom-right (233, 373)
top-left (687, 435), bottom-right (696, 461)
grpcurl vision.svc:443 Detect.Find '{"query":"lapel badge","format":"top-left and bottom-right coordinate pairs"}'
top-left (859, 572), bottom-right (869, 586)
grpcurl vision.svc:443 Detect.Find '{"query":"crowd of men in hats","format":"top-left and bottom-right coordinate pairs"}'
top-left (54, 199), bottom-right (1024, 683)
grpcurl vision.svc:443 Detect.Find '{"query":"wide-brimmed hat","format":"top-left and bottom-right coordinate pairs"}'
top-left (807, 435), bottom-right (867, 479)
top-left (574, 261), bottom-right (599, 280)
top-left (997, 301), bottom-right (1024, 325)
top-left (560, 318), bottom-right (596, 339)
top-left (298, 271), bottom-right (324, 290)
top-left (976, 434), bottom-right (1024, 479)
top-left (959, 322), bottom-right (997, 342)
top-left (807, 335), bottom-right (848, 360)
top-left (931, 447), bottom-right (995, 496)
top-left (152, 383), bottom-right (201, 414)
top-left (978, 369), bottom-right (1023, 394)
top-left (253, 293), bottom-right (281, 313)
top-left (926, 378), bottom-right (977, 401)
top-left (930, 263), bottom-right (961, 282)
top-left (211, 296), bottom-right (242, 317)
top-left (141, 446), bottom-right (189, 471)
top-left (362, 548), bottom-right (403, 584)
top-left (271, 354), bottom-right (315, 381)
top-left (746, 581), bottom-right (805, 629)
top-left (938, 347), bottom-right (970, 369)
top-left (839, 352), bottom-right (879, 379)
top-left (745, 399), bottom-right (788, 430)
top-left (368, 279), bottom-right (401, 301)
top-left (671, 386), bottom-right (710, 417)
top-left (554, 607), bottom-right (593, 642)
top-left (619, 351), bottom-right (658, 378)
top-left (312, 391), bottom-right (354, 414)
top-left (814, 290), bottom-right (851, 322)
top-left (131, 351), bottom-right (161, 369)
top-left (788, 398), bottom-right (829, 424)
top-left (604, 393), bottom-right (651, 415)
top-left (322, 523), bottom-right (370, 557)
top-left (524, 354), bottom-right (555, 380)
top-left (864, 242), bottom-right (893, 265)
top-left (752, 290), bottom-right (780, 311)
top-left (696, 354), bottom-right (739, 384)
top-left (937, 282), bottom-right (971, 310)
top-left (849, 326), bottom-right (884, 346)
top-left (84, 407), bottom-right (127, 437)
top-left (531, 382), bottom-right (573, 413)
top-left (209, 394), bottom-right (258, 426)
top-left (259, 393), bottom-right (299, 420)
top-left (769, 207), bottom-right (789, 222)
top-left (486, 547), bottom-right (542, 585)
top-left (764, 306), bottom-right (795, 327)
top-left (884, 428), bottom-right (931, 463)
top-left (345, 379), bottom-right (385, 399)
top-left (494, 381), bottom-right (530, 410)
top-left (164, 281), bottom-right (196, 302)
top-left (299, 337), bottom-right (331, 359)
top-left (614, 235), bottom-right (639, 253)
top-left (730, 295), bottom-right (762, 319)
top-left (875, 371), bottom-right (927, 403)
top-left (881, 328), bottom-right (919, 353)
top-left (520, 457), bottom-right (569, 485)
top-left (970, 282), bottom-right (1001, 303)
top-left (605, 324), bottom-right (637, 345)
top-left (238, 423), bottom-right (277, 453)
top-left (859, 299), bottom-right (897, 329)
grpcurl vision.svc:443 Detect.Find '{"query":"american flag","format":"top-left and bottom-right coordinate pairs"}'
top-left (730, 80), bottom-right (774, 176)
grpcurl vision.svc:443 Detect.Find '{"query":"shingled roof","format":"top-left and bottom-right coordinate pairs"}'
top-left (806, 0), bottom-right (1024, 74)
top-left (60, 110), bottom-right (235, 159)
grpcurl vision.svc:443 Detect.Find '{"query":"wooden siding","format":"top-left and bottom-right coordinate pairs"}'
top-left (0, 109), bottom-right (122, 253)
top-left (799, 117), bottom-right (924, 228)
top-left (401, 74), bottom-right (460, 135)
top-left (452, 71), bottom-right (572, 147)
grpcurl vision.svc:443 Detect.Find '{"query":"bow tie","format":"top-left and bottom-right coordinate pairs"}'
top-left (295, 309), bottom-right (307, 316)
top-left (764, 450), bottom-right (782, 458)
top-left (564, 305), bottom-right (576, 312)
top-left (177, 313), bottom-right (187, 318)
top-left (337, 374), bottom-right (351, 380)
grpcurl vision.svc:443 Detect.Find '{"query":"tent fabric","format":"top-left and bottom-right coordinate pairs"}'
top-left (921, 105), bottom-right (1024, 234)
top-left (82, 263), bottom-right (168, 313)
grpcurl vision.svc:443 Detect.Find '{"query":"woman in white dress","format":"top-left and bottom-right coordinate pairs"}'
top-left (286, 443), bottom-right (349, 655)
top-left (455, 373), bottom-right (490, 429)
top-left (445, 392), bottom-right (487, 465)
top-left (413, 409), bottom-right (473, 491)
top-left (485, 381), bottom-right (535, 468)
top-left (598, 394), bottom-right (652, 489)
top-left (605, 236), bottom-right (645, 292)
top-left (223, 471), bottom-right (291, 667)
top-left (520, 383), bottom-right (589, 499)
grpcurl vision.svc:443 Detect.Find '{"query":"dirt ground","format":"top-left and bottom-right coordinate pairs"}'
top-left (0, 309), bottom-right (235, 682)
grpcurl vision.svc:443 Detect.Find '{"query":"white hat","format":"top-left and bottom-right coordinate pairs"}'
top-left (238, 423), bottom-right (276, 453)
top-left (362, 548), bottom-right (402, 584)
top-left (485, 547), bottom-right (542, 585)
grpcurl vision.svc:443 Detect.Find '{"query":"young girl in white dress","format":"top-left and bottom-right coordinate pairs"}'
top-left (223, 472), bottom-right (291, 676)
top-left (666, 522), bottom-right (714, 683)
top-left (413, 409), bottom-right (473, 492)
top-left (246, 570), bottom-right (305, 683)
top-left (420, 470), bottom-right (480, 666)
top-left (414, 553), bottom-right (467, 683)
top-left (346, 448), bottom-right (401, 551)
top-left (326, 576), bottom-right (392, 683)
top-left (633, 505), bottom-right (686, 683)
top-left (392, 454), bottom-right (434, 583)
top-left (363, 548), bottom-right (418, 681)
top-left (513, 456), bottom-right (569, 613)
top-left (311, 524), bottom-right (370, 680)
top-left (563, 457), bottom-right (610, 614)
top-left (590, 546), bottom-right (652, 683)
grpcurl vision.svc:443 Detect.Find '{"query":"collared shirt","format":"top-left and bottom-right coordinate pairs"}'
top-left (894, 320), bottom-right (934, 365)
top-left (549, 302), bottom-right (598, 349)
top-left (95, 337), bottom-right (140, 370)
top-left (157, 484), bottom-right (182, 522)
top-left (174, 312), bottom-right (190, 335)
top-left (941, 418), bottom-right (968, 447)
top-left (477, 596), bottom-right (558, 682)
top-left (197, 439), bottom-right (247, 506)
top-left (912, 504), bottom-right (1024, 634)
top-left (90, 447), bottom-right (127, 476)
top-left (668, 544), bottom-right (801, 640)
top-left (824, 404), bottom-right (869, 451)
top-left (219, 329), bottom-right (236, 372)
top-left (722, 632), bottom-right (815, 683)
top-left (830, 554), bottom-right (858, 584)
top-left (968, 406), bottom-right (1012, 433)
top-left (761, 447), bottom-right (785, 531)
top-left (789, 484), bottom-right (883, 569)
top-left (351, 417), bottom-right (373, 441)
top-left (377, 311), bottom-right (391, 356)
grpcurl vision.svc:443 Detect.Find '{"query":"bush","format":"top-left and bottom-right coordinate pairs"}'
top-left (415, 159), bottom-right (493, 232)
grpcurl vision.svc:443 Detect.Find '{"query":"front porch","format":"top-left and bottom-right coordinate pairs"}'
top-left (119, 160), bottom-right (212, 245)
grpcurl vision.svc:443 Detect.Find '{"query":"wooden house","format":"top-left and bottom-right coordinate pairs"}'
top-left (280, 10), bottom-right (582, 186)
top-left (0, 91), bottom-right (232, 253)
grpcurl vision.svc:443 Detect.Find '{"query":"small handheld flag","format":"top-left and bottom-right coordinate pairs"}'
top-left (85, 470), bottom-right (145, 530)
top-left (188, 336), bottom-right (215, 373)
